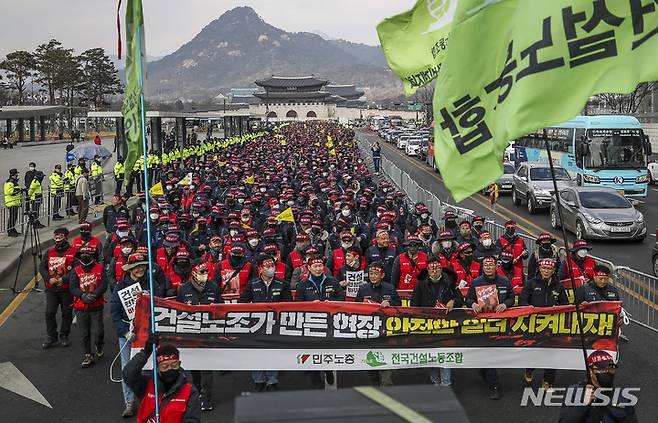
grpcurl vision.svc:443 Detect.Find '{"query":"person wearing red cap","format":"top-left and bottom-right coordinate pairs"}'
top-left (456, 220), bottom-right (479, 250)
top-left (177, 261), bottom-right (223, 411)
top-left (103, 220), bottom-right (133, 264)
top-left (165, 249), bottom-right (194, 297)
top-left (240, 254), bottom-right (292, 392)
top-left (190, 217), bottom-right (212, 258)
top-left (474, 231), bottom-right (501, 263)
top-left (286, 233), bottom-right (311, 271)
top-left (495, 220), bottom-right (529, 279)
top-left (409, 203), bottom-right (438, 238)
top-left (498, 251), bottom-right (525, 289)
top-left (107, 236), bottom-right (137, 291)
top-left (451, 243), bottom-right (481, 288)
top-left (217, 244), bottom-right (254, 296)
top-left (102, 194), bottom-right (129, 236)
top-left (465, 256), bottom-right (515, 400)
top-left (558, 240), bottom-right (596, 285)
top-left (124, 341), bottom-right (201, 422)
top-left (156, 233), bottom-right (181, 276)
top-left (391, 236), bottom-right (428, 291)
top-left (327, 232), bottom-right (356, 277)
top-left (415, 223), bottom-right (436, 255)
top-left (471, 216), bottom-right (485, 239)
top-left (519, 258), bottom-right (568, 390)
top-left (71, 221), bottom-right (103, 260)
top-left (574, 264), bottom-right (620, 305)
top-left (243, 229), bottom-right (262, 262)
top-left (69, 245), bottom-right (107, 368)
top-left (432, 231), bottom-right (458, 268)
top-left (39, 227), bottom-right (76, 349)
top-left (527, 233), bottom-right (559, 280)
top-left (411, 257), bottom-right (463, 386)
top-left (201, 236), bottom-right (223, 281)
top-left (335, 247), bottom-right (366, 293)
top-left (559, 350), bottom-right (637, 422)
top-left (365, 229), bottom-right (398, 285)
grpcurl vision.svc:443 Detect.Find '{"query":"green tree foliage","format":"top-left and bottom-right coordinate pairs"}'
top-left (0, 51), bottom-right (36, 104)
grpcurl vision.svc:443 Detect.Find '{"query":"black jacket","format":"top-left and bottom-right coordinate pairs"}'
top-left (110, 271), bottom-right (165, 337)
top-left (465, 274), bottom-right (515, 308)
top-left (355, 281), bottom-right (401, 305)
top-left (239, 277), bottom-right (292, 303)
top-left (575, 282), bottom-right (620, 305)
top-left (410, 267), bottom-right (464, 308)
top-left (103, 204), bottom-right (129, 233)
top-left (123, 350), bottom-right (201, 423)
top-left (364, 244), bottom-right (397, 284)
top-left (176, 280), bottom-right (223, 305)
top-left (295, 275), bottom-right (345, 302)
top-left (519, 276), bottom-right (569, 307)
top-left (558, 382), bottom-right (638, 423)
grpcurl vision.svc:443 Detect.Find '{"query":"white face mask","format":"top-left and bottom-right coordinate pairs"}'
top-left (262, 267), bottom-right (275, 278)
top-left (166, 185), bottom-right (173, 190)
top-left (482, 239), bottom-right (492, 248)
top-left (229, 230), bottom-right (238, 237)
top-left (195, 274), bottom-right (208, 283)
top-left (192, 212), bottom-right (200, 218)
top-left (150, 213), bottom-right (159, 220)
top-left (441, 241), bottom-right (452, 250)
top-left (237, 198), bottom-right (244, 204)
top-left (248, 239), bottom-right (259, 247)
top-left (341, 209), bottom-right (350, 217)
top-left (576, 249), bottom-right (588, 259)
top-left (421, 213), bottom-right (429, 219)
top-left (286, 200), bottom-right (294, 207)
top-left (341, 242), bottom-right (352, 250)
top-left (259, 187), bottom-right (266, 193)
top-left (121, 247), bottom-right (133, 256)
top-left (117, 231), bottom-right (128, 238)
top-left (241, 216), bottom-right (250, 222)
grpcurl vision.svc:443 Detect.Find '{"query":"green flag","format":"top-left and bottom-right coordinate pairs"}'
top-left (433, 0), bottom-right (658, 202)
top-left (121, 0), bottom-right (146, 185)
top-left (377, 0), bottom-right (455, 96)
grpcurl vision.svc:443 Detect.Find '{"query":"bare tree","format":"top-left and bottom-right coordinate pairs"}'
top-left (594, 82), bottom-right (657, 114)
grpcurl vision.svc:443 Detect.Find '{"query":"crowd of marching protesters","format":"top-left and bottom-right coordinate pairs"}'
top-left (35, 121), bottom-right (630, 421)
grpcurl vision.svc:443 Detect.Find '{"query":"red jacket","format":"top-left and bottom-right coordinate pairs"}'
top-left (156, 248), bottom-right (175, 275)
top-left (498, 266), bottom-right (524, 289)
top-left (289, 250), bottom-right (304, 269)
top-left (396, 252), bottom-right (428, 290)
top-left (219, 259), bottom-right (252, 295)
top-left (136, 379), bottom-right (193, 423)
top-left (45, 246), bottom-right (76, 290)
top-left (498, 235), bottom-right (526, 273)
top-left (451, 258), bottom-right (481, 288)
top-left (71, 236), bottom-right (100, 254)
top-left (564, 256), bottom-right (596, 284)
top-left (331, 248), bottom-right (365, 276)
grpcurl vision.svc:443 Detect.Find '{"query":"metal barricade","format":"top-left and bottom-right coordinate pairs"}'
top-left (611, 265), bottom-right (658, 333)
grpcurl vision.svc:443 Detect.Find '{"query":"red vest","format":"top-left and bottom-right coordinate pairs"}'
top-left (435, 252), bottom-right (455, 268)
top-left (113, 243), bottom-right (122, 260)
top-left (498, 266), bottom-right (524, 289)
top-left (451, 258), bottom-right (481, 287)
top-left (564, 256), bottom-right (596, 282)
top-left (275, 261), bottom-right (287, 280)
top-left (332, 248), bottom-right (365, 276)
top-left (200, 252), bottom-right (221, 280)
top-left (397, 252), bottom-right (428, 290)
top-left (135, 379), bottom-right (193, 423)
top-left (499, 236), bottom-right (525, 272)
top-left (115, 254), bottom-right (127, 285)
top-left (45, 247), bottom-right (76, 289)
top-left (72, 263), bottom-right (105, 310)
top-left (181, 193), bottom-right (195, 210)
top-left (289, 250), bottom-right (303, 269)
top-left (167, 271), bottom-right (186, 292)
top-left (71, 236), bottom-right (100, 253)
top-left (220, 259), bottom-right (252, 295)
top-left (156, 248), bottom-right (174, 275)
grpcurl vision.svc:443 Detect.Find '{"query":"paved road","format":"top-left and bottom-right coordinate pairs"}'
top-left (0, 239), bottom-right (656, 422)
top-left (358, 130), bottom-right (657, 275)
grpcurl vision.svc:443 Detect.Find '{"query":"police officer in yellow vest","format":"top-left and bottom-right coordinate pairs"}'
top-left (49, 164), bottom-right (65, 220)
top-left (114, 156), bottom-right (125, 195)
top-left (27, 170), bottom-right (45, 228)
top-left (64, 163), bottom-right (76, 216)
top-left (74, 159), bottom-right (86, 178)
top-left (91, 154), bottom-right (104, 205)
top-left (4, 168), bottom-right (23, 237)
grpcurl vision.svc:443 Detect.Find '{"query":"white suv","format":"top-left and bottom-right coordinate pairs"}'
top-left (405, 138), bottom-right (422, 156)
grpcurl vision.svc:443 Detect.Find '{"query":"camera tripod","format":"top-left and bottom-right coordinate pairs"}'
top-left (12, 212), bottom-right (44, 294)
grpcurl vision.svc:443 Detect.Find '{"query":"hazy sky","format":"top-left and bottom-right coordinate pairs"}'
top-left (0, 0), bottom-right (416, 57)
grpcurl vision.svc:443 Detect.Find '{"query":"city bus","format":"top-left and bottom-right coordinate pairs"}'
top-left (512, 115), bottom-right (652, 198)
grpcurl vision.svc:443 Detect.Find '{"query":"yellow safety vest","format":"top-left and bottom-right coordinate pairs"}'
top-left (64, 170), bottom-right (75, 192)
top-left (4, 180), bottom-right (21, 207)
top-left (28, 179), bottom-right (42, 201)
top-left (91, 162), bottom-right (103, 178)
top-left (49, 172), bottom-right (64, 193)
top-left (114, 162), bottom-right (124, 178)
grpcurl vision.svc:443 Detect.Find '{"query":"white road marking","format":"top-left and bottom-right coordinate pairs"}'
top-left (652, 188), bottom-right (658, 192)
top-left (0, 362), bottom-right (52, 409)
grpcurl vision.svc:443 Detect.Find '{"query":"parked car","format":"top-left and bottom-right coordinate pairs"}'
top-left (405, 138), bottom-right (422, 156)
top-left (512, 162), bottom-right (575, 214)
top-left (550, 186), bottom-right (646, 241)
top-left (648, 161), bottom-right (658, 184)
top-left (482, 162), bottom-right (516, 195)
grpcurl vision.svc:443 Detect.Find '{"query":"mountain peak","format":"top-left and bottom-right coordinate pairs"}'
top-left (216, 6), bottom-right (262, 23)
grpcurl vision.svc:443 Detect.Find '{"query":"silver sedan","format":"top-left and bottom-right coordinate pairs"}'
top-left (550, 186), bottom-right (646, 241)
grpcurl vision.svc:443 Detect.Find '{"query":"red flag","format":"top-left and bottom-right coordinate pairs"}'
top-left (117, 0), bottom-right (123, 59)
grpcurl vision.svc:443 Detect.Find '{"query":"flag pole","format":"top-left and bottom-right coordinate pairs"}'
top-left (542, 128), bottom-right (591, 382)
top-left (136, 21), bottom-right (161, 421)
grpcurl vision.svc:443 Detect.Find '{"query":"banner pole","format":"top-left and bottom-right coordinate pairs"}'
top-left (542, 129), bottom-right (591, 382)
top-left (136, 24), bottom-right (161, 422)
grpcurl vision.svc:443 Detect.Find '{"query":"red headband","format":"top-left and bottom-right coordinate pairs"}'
top-left (482, 257), bottom-right (497, 265)
top-left (260, 259), bottom-right (275, 269)
top-left (594, 271), bottom-right (609, 277)
top-left (427, 261), bottom-right (442, 269)
top-left (157, 353), bottom-right (179, 365)
top-left (308, 257), bottom-right (324, 266)
top-left (539, 258), bottom-right (556, 268)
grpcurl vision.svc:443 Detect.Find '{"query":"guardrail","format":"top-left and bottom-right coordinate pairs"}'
top-left (359, 136), bottom-right (658, 333)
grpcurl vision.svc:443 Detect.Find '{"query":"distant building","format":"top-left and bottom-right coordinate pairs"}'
top-left (229, 88), bottom-right (260, 105)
